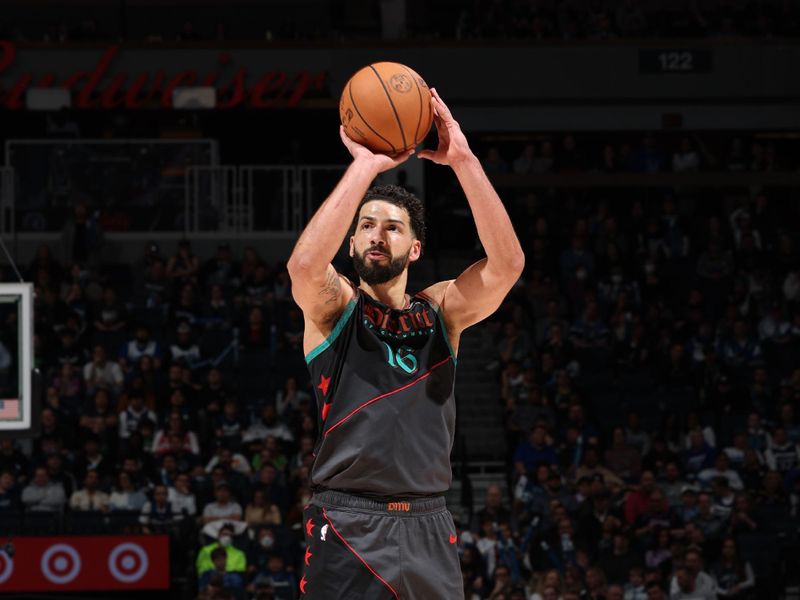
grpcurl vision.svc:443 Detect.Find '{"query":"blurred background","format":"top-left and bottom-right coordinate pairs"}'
top-left (0, 1), bottom-right (799, 598)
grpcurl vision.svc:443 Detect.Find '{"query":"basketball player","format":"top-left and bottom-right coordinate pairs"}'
top-left (287, 89), bottom-right (524, 599)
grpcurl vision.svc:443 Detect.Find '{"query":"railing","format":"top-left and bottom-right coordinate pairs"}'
top-left (184, 165), bottom-right (238, 232)
top-left (2, 138), bottom-right (351, 235)
top-left (5, 139), bottom-right (219, 233)
top-left (239, 165), bottom-right (299, 232)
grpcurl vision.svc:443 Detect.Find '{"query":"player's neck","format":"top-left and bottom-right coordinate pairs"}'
top-left (359, 275), bottom-right (409, 310)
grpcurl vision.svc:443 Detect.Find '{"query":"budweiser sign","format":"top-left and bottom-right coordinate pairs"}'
top-left (0, 41), bottom-right (328, 109)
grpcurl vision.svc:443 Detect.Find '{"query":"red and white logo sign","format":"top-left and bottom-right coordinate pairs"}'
top-left (40, 544), bottom-right (82, 584)
top-left (108, 543), bottom-right (149, 583)
top-left (0, 536), bottom-right (168, 591)
top-left (0, 550), bottom-right (13, 584)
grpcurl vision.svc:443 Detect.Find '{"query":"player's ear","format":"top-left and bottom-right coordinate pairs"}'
top-left (348, 236), bottom-right (355, 257)
top-left (408, 239), bottom-right (421, 263)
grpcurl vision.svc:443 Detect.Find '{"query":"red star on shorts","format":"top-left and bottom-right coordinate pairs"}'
top-left (304, 546), bottom-right (313, 566)
top-left (305, 518), bottom-right (314, 537)
top-left (321, 401), bottom-right (332, 421)
top-left (300, 574), bottom-right (308, 594)
top-left (317, 374), bottom-right (331, 396)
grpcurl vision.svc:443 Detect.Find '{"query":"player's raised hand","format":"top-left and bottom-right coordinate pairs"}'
top-left (339, 126), bottom-right (414, 174)
top-left (417, 88), bottom-right (473, 166)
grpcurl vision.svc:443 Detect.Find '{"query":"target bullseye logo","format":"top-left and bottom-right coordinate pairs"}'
top-left (41, 544), bottom-right (81, 584)
top-left (108, 543), bottom-right (148, 583)
top-left (0, 549), bottom-right (13, 584)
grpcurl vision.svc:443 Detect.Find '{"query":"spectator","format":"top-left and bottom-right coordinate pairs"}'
top-left (529, 569), bottom-right (563, 600)
top-left (712, 537), bottom-right (755, 599)
top-left (83, 344), bottom-right (124, 396)
top-left (108, 471), bottom-right (148, 511)
top-left (201, 283), bottom-right (234, 330)
top-left (569, 301), bottom-right (609, 351)
top-left (576, 488), bottom-right (620, 551)
top-left (118, 391), bottom-right (157, 444)
top-left (249, 554), bottom-right (296, 600)
top-left (201, 483), bottom-right (243, 525)
top-left (196, 523), bottom-right (247, 576)
top-left (0, 470), bottom-right (20, 513)
top-left (152, 413), bottom-right (200, 456)
top-left (584, 565), bottom-right (609, 599)
top-left (0, 439), bottom-right (31, 483)
top-left (633, 488), bottom-right (683, 547)
top-left (605, 426), bottom-right (642, 483)
top-left (21, 466), bottom-right (66, 513)
top-left (198, 546), bottom-right (245, 597)
top-left (69, 470), bottom-right (109, 512)
top-left (73, 436), bottom-right (113, 483)
top-left (139, 484), bottom-right (180, 533)
top-left (513, 425), bottom-right (558, 475)
top-left (205, 445), bottom-right (251, 476)
top-left (242, 405), bottom-right (294, 444)
top-left (764, 426), bottom-right (800, 473)
top-left (119, 324), bottom-right (162, 372)
top-left (669, 549), bottom-right (717, 600)
top-left (168, 472), bottom-right (197, 518)
top-left (201, 242), bottom-right (239, 290)
top-left (214, 400), bottom-right (246, 448)
top-left (44, 453), bottom-right (77, 499)
top-left (625, 470), bottom-right (658, 526)
top-left (169, 322), bottom-right (201, 367)
top-left (166, 239), bottom-right (199, 286)
top-left (483, 146), bottom-right (509, 174)
top-left (684, 430), bottom-right (715, 476)
top-left (574, 447), bottom-right (625, 494)
top-left (92, 286), bottom-right (127, 346)
top-left (79, 389), bottom-right (118, 442)
top-left (697, 453), bottom-right (744, 491)
top-left (472, 484), bottom-right (515, 534)
top-left (274, 375), bottom-right (310, 417)
top-left (530, 517), bottom-right (579, 572)
top-left (693, 493), bottom-right (727, 542)
top-left (512, 144), bottom-right (536, 175)
top-left (244, 488), bottom-right (282, 528)
top-left (672, 138), bottom-right (700, 172)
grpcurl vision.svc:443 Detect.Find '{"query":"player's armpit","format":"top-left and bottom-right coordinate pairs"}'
top-left (440, 258), bottom-right (521, 333)
top-left (289, 263), bottom-right (355, 330)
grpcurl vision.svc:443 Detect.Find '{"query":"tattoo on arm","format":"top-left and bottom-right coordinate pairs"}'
top-left (319, 270), bottom-right (341, 305)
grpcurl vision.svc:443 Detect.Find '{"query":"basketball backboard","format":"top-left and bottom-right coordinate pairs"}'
top-left (0, 283), bottom-right (39, 438)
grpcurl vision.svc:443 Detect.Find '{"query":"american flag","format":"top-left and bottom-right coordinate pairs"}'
top-left (0, 399), bottom-right (20, 419)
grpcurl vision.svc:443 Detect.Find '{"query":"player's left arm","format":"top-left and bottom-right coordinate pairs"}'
top-left (418, 89), bottom-right (525, 336)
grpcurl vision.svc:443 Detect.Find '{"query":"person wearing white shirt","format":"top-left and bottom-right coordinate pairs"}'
top-left (697, 453), bottom-right (744, 491)
top-left (205, 447), bottom-right (252, 475)
top-left (118, 393), bottom-right (157, 440)
top-left (108, 471), bottom-right (148, 511)
top-left (201, 483), bottom-right (242, 525)
top-left (242, 405), bottom-right (294, 444)
top-left (69, 471), bottom-right (109, 512)
top-left (83, 345), bottom-right (124, 395)
top-left (168, 473), bottom-right (197, 517)
top-left (669, 550), bottom-right (717, 600)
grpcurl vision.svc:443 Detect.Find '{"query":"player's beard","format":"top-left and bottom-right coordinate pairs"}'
top-left (352, 247), bottom-right (410, 285)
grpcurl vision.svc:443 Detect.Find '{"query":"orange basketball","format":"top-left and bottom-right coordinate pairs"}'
top-left (339, 62), bottom-right (434, 155)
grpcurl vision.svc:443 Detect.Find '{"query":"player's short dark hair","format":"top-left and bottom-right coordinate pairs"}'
top-left (353, 184), bottom-right (426, 250)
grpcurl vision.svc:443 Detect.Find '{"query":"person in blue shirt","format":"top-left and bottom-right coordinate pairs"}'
top-left (513, 425), bottom-right (558, 476)
top-left (198, 546), bottom-right (245, 599)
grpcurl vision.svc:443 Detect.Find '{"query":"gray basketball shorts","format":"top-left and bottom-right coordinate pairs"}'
top-left (300, 490), bottom-right (464, 600)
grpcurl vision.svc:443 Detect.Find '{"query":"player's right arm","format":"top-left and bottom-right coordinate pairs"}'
top-left (287, 127), bottom-right (413, 345)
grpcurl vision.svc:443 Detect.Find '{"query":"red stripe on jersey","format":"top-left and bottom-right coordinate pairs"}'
top-left (323, 356), bottom-right (452, 437)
